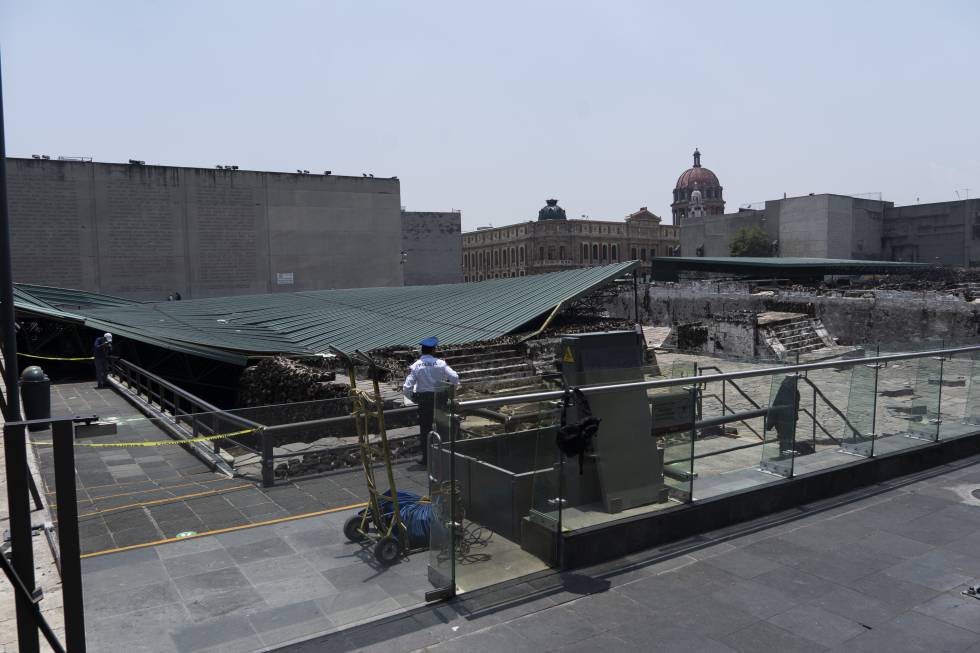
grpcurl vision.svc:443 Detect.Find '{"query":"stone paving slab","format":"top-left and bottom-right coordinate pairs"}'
top-left (82, 509), bottom-right (429, 652)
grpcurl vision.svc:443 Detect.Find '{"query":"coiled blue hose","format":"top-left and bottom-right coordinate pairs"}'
top-left (378, 490), bottom-right (431, 545)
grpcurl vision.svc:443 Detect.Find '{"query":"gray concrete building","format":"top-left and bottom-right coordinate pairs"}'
top-left (883, 199), bottom-right (980, 265)
top-left (401, 211), bottom-right (462, 285)
top-left (681, 191), bottom-right (980, 266)
top-left (6, 157), bottom-right (407, 299)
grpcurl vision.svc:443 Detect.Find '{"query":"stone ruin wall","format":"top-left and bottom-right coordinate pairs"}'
top-left (610, 284), bottom-right (980, 349)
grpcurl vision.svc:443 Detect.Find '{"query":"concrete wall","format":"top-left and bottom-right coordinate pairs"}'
top-left (6, 158), bottom-right (404, 299)
top-left (883, 199), bottom-right (980, 266)
top-left (401, 211), bottom-right (462, 285)
top-left (680, 210), bottom-right (771, 257)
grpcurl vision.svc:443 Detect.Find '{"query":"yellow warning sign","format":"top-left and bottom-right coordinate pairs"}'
top-left (562, 346), bottom-right (575, 364)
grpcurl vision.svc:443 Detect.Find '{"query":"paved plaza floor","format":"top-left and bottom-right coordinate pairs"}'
top-left (281, 453), bottom-right (980, 653)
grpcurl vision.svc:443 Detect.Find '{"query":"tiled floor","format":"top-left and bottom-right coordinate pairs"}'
top-left (33, 382), bottom-right (428, 555)
top-left (82, 510), bottom-right (430, 652)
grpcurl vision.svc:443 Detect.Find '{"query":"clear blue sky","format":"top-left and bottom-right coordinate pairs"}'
top-left (2, 1), bottom-right (977, 230)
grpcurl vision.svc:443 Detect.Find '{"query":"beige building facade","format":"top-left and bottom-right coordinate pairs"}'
top-left (461, 203), bottom-right (679, 281)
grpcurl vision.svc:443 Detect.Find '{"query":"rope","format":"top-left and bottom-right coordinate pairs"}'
top-left (32, 428), bottom-right (257, 448)
top-left (18, 352), bottom-right (94, 361)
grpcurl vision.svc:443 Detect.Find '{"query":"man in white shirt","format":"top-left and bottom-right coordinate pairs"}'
top-left (403, 337), bottom-right (460, 466)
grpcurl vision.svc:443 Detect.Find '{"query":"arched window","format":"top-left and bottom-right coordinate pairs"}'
top-left (519, 247), bottom-right (525, 263)
top-left (503, 249), bottom-right (508, 266)
top-left (651, 247), bottom-right (657, 257)
top-left (631, 247), bottom-right (637, 260)
top-left (479, 252), bottom-right (484, 268)
top-left (559, 246), bottom-right (565, 260)
top-left (611, 245), bottom-right (617, 260)
top-left (582, 243), bottom-right (589, 260)
top-left (539, 246), bottom-right (545, 261)
top-left (602, 244), bottom-right (608, 259)
top-left (592, 244), bottom-right (599, 260)
top-left (640, 248), bottom-right (646, 261)
top-left (494, 250), bottom-right (499, 267)
top-left (511, 248), bottom-right (516, 266)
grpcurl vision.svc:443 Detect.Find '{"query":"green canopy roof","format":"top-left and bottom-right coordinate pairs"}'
top-left (14, 261), bottom-right (638, 365)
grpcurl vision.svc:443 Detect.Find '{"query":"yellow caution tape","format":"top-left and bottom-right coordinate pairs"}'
top-left (33, 428), bottom-right (257, 448)
top-left (18, 352), bottom-right (94, 361)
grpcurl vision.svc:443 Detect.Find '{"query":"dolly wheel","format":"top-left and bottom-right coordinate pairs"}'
top-left (344, 515), bottom-right (366, 543)
top-left (374, 536), bottom-right (401, 565)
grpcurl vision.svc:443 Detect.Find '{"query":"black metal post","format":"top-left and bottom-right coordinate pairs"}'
top-left (27, 472), bottom-right (42, 511)
top-left (51, 419), bottom-right (85, 652)
top-left (4, 423), bottom-right (39, 652)
top-left (261, 428), bottom-right (274, 487)
top-left (0, 49), bottom-right (22, 422)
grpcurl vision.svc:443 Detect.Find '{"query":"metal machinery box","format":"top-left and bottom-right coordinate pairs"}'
top-left (559, 331), bottom-right (669, 513)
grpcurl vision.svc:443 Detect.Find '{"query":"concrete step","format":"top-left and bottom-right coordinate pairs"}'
top-left (443, 349), bottom-right (523, 366)
top-left (461, 369), bottom-right (538, 384)
top-left (458, 363), bottom-right (534, 380)
top-left (440, 342), bottom-right (522, 357)
top-left (449, 356), bottom-right (528, 372)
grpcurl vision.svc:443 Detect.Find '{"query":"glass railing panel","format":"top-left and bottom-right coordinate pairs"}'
top-left (658, 387), bottom-right (697, 502)
top-left (936, 351), bottom-right (975, 440)
top-left (873, 356), bottom-right (924, 455)
top-left (426, 382), bottom-right (456, 595)
top-left (840, 363), bottom-right (878, 457)
top-left (448, 390), bottom-right (557, 593)
top-left (909, 355), bottom-right (943, 442)
top-left (760, 373), bottom-right (800, 477)
top-left (967, 352), bottom-right (980, 427)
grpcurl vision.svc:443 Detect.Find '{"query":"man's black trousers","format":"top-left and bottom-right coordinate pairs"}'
top-left (415, 391), bottom-right (435, 464)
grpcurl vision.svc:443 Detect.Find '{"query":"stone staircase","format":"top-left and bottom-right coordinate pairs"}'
top-left (439, 341), bottom-right (538, 385)
top-left (957, 282), bottom-right (980, 301)
top-left (758, 312), bottom-right (835, 360)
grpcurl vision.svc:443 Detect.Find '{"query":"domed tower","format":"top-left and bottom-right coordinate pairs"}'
top-left (671, 149), bottom-right (724, 223)
top-left (538, 198), bottom-right (567, 221)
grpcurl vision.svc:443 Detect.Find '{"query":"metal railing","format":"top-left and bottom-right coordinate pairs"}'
top-left (112, 359), bottom-right (263, 474)
top-left (112, 358), bottom-right (422, 487)
top-left (457, 344), bottom-right (980, 410)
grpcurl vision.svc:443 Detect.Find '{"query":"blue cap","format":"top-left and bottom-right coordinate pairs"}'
top-left (420, 337), bottom-right (439, 348)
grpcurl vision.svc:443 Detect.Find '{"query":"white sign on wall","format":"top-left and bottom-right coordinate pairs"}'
top-left (276, 272), bottom-right (294, 285)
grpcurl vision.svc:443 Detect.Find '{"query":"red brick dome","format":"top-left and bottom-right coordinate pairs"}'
top-left (675, 149), bottom-right (720, 189)
top-left (675, 166), bottom-right (720, 190)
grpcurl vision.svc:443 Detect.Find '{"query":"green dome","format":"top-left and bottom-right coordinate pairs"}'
top-left (538, 199), bottom-right (567, 221)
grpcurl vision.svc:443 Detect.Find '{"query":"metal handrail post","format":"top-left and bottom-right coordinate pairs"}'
top-left (51, 419), bottom-right (85, 652)
top-left (4, 422), bottom-right (39, 653)
top-left (870, 364), bottom-right (880, 456)
top-left (934, 356), bottom-right (945, 441)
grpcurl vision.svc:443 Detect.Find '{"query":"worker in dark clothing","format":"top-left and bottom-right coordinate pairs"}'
top-left (93, 332), bottom-right (112, 389)
top-left (765, 374), bottom-right (800, 458)
top-left (402, 337), bottom-right (460, 466)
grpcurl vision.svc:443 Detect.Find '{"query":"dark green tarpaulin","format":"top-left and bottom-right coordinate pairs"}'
top-left (14, 261), bottom-right (638, 365)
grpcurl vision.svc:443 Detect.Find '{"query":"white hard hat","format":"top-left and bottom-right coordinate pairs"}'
top-left (104, 333), bottom-right (112, 341)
